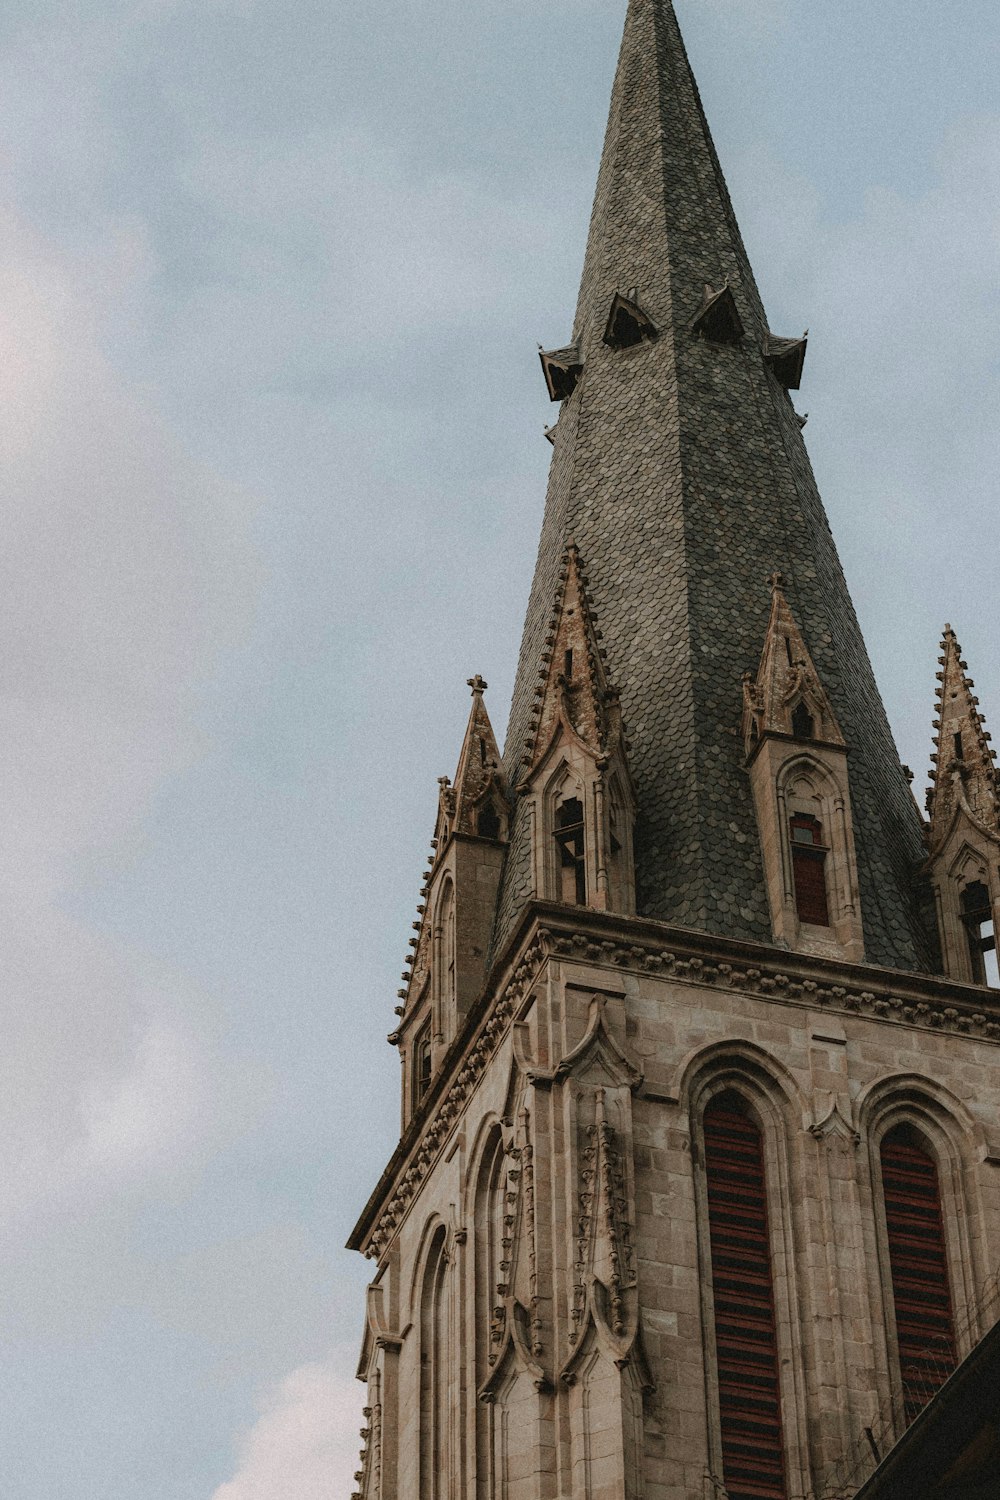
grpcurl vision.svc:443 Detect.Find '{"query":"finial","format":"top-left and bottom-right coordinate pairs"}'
top-left (768, 571), bottom-right (785, 593)
top-left (467, 674), bottom-right (488, 696)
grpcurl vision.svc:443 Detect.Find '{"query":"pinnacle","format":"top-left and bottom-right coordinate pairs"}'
top-left (926, 626), bottom-right (999, 841)
top-left (742, 578), bottom-right (846, 756)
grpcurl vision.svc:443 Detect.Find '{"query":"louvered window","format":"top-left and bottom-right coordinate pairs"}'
top-left (961, 881), bottom-right (998, 988)
top-left (880, 1124), bottom-right (957, 1426)
top-left (790, 814), bottom-right (830, 927)
top-left (704, 1094), bottom-right (787, 1500)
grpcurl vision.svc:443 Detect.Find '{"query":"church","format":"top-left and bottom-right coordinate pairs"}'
top-left (348, 2), bottom-right (1000, 1496)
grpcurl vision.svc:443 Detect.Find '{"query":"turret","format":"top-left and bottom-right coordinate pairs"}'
top-left (394, 678), bottom-right (509, 1122)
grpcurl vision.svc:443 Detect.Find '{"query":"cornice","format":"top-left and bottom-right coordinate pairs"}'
top-left (349, 902), bottom-right (1000, 1262)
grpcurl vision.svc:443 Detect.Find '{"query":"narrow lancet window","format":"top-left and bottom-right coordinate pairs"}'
top-left (704, 1094), bottom-right (787, 1500)
top-left (880, 1124), bottom-right (957, 1425)
top-left (419, 1226), bottom-right (450, 1497)
top-left (790, 814), bottom-right (830, 926)
top-left (961, 881), bottom-right (998, 987)
top-left (555, 797), bottom-right (586, 904)
top-left (415, 1028), bottom-right (432, 1104)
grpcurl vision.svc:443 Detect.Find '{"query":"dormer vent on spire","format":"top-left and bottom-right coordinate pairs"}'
top-left (925, 627), bottom-right (1000, 987)
top-left (539, 345), bottom-right (583, 402)
top-left (765, 332), bottom-right (808, 390)
top-left (603, 291), bottom-right (657, 351)
top-left (691, 283), bottom-right (744, 344)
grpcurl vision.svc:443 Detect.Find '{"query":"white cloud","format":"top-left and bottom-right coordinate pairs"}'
top-left (0, 181), bottom-right (261, 1248)
top-left (212, 1358), bottom-right (366, 1500)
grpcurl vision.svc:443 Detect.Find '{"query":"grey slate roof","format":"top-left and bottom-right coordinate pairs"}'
top-left (492, 0), bottom-right (939, 973)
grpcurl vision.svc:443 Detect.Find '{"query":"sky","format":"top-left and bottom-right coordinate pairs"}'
top-left (0, 1), bottom-right (997, 1496)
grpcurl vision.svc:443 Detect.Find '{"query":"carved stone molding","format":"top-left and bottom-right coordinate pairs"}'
top-left (359, 912), bottom-right (1000, 1261)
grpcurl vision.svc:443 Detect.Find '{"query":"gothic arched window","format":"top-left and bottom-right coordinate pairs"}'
top-left (414, 1025), bottom-right (432, 1105)
top-left (789, 813), bottom-right (830, 927)
top-left (419, 1225), bottom-right (450, 1497)
top-left (703, 1092), bottom-right (787, 1500)
top-left (554, 796), bottom-right (586, 905)
top-left (960, 881), bottom-right (998, 987)
top-left (880, 1123), bottom-right (957, 1425)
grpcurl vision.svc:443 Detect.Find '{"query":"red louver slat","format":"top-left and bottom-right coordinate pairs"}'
top-left (704, 1099), bottom-right (788, 1500)
top-left (881, 1127), bottom-right (958, 1426)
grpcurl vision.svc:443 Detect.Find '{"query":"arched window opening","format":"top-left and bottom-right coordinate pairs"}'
top-left (791, 702), bottom-right (814, 741)
top-left (477, 801), bottom-right (501, 840)
top-left (555, 796), bottom-right (586, 905)
top-left (419, 1226), bottom-right (449, 1498)
top-left (789, 814), bottom-right (830, 927)
top-left (414, 1026), bottom-right (433, 1104)
top-left (703, 1092), bottom-right (787, 1500)
top-left (475, 1130), bottom-right (506, 1382)
top-left (961, 881), bottom-right (998, 988)
top-left (880, 1124), bottom-right (957, 1426)
top-left (438, 881), bottom-right (456, 1010)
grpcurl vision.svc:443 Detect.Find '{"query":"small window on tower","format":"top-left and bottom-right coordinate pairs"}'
top-left (791, 702), bottom-right (814, 741)
top-left (555, 797), bottom-right (586, 905)
top-left (477, 802), bottom-right (501, 840)
top-left (415, 1027), bottom-right (433, 1103)
top-left (961, 881), bottom-right (998, 987)
top-left (790, 813), bottom-right (830, 927)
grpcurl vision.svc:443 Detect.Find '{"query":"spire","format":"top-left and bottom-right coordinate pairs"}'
top-left (742, 575), bottom-right (845, 757)
top-left (497, 0), bottom-right (937, 971)
top-left (927, 627), bottom-right (1000, 851)
top-left (520, 545), bottom-right (626, 783)
top-left (436, 677), bottom-right (508, 845)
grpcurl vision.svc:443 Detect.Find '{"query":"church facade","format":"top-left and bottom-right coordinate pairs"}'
top-left (348, 4), bottom-right (1000, 1498)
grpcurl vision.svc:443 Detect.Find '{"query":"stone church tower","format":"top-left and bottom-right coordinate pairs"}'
top-left (348, 3), bottom-right (1000, 1497)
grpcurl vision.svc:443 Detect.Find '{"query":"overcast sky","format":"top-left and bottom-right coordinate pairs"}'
top-left (0, 1), bottom-right (997, 1496)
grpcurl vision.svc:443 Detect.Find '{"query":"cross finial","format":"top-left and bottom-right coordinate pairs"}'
top-left (467, 674), bottom-right (488, 696)
top-left (768, 571), bottom-right (785, 593)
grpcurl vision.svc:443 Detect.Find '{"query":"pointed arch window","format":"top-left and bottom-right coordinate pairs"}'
top-left (961, 881), bottom-right (998, 987)
top-left (473, 1128), bottom-right (506, 1496)
top-left (703, 1093), bottom-right (787, 1500)
top-left (555, 796), bottom-right (586, 905)
top-left (880, 1124), bottom-right (957, 1426)
top-left (414, 1025), bottom-right (433, 1104)
top-left (789, 813), bottom-right (830, 927)
top-left (419, 1226), bottom-right (450, 1498)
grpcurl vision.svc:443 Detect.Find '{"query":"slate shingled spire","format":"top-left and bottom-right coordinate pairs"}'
top-left (495, 0), bottom-right (937, 970)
